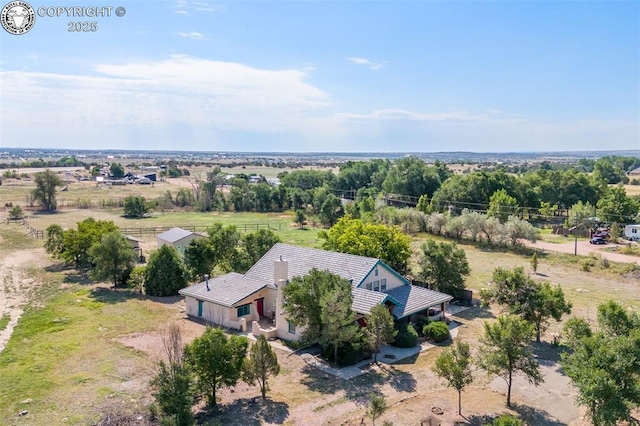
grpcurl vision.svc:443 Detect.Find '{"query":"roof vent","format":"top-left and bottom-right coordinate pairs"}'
top-left (204, 274), bottom-right (210, 291)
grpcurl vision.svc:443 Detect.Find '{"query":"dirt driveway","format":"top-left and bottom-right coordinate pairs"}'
top-left (0, 248), bottom-right (48, 353)
top-left (524, 240), bottom-right (640, 265)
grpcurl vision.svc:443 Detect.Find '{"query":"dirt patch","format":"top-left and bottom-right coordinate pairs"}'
top-left (114, 316), bottom-right (206, 361)
top-left (0, 247), bottom-right (49, 353)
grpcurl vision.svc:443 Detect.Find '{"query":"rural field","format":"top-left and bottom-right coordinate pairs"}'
top-left (1, 174), bottom-right (639, 425)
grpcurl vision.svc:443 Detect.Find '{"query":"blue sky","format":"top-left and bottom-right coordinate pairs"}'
top-left (1, 0), bottom-right (638, 153)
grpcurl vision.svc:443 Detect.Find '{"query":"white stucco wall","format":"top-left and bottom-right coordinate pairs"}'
top-left (185, 296), bottom-right (234, 329)
top-left (358, 263), bottom-right (406, 292)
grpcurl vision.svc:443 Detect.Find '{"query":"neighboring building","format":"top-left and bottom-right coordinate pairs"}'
top-left (627, 167), bottom-right (640, 176)
top-left (266, 177), bottom-right (281, 187)
top-left (125, 235), bottom-right (143, 250)
top-left (156, 227), bottom-right (204, 254)
top-left (249, 175), bottom-right (263, 184)
top-left (624, 224), bottom-right (640, 241)
top-left (179, 243), bottom-right (453, 342)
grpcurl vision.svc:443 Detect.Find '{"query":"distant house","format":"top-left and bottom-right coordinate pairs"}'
top-left (156, 227), bottom-right (204, 254)
top-left (266, 178), bottom-right (281, 187)
top-left (179, 243), bottom-right (453, 342)
top-left (624, 224), bottom-right (640, 241)
top-left (627, 167), bottom-right (640, 176)
top-left (249, 175), bottom-right (263, 184)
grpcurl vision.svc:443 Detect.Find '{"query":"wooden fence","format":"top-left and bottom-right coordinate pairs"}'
top-left (5, 217), bottom-right (44, 239)
top-left (119, 223), bottom-right (282, 237)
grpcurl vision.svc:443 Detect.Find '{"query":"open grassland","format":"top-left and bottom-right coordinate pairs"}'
top-left (15, 209), bottom-right (322, 249)
top-left (622, 184), bottom-right (640, 196)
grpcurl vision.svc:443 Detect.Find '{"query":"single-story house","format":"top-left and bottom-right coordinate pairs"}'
top-left (627, 167), bottom-right (640, 176)
top-left (179, 243), bottom-right (453, 342)
top-left (156, 227), bottom-right (204, 254)
top-left (624, 224), bottom-right (640, 241)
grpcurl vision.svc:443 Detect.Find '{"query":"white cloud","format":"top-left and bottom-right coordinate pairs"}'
top-left (175, 0), bottom-right (219, 15)
top-left (0, 55), bottom-right (345, 150)
top-left (346, 57), bottom-right (383, 70)
top-left (176, 32), bottom-right (205, 40)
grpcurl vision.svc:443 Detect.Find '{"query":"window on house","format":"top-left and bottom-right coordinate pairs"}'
top-left (375, 268), bottom-right (378, 276)
top-left (373, 280), bottom-right (380, 291)
top-left (288, 321), bottom-right (296, 334)
top-left (237, 304), bottom-right (250, 317)
top-left (366, 282), bottom-right (372, 290)
top-left (381, 279), bottom-right (387, 291)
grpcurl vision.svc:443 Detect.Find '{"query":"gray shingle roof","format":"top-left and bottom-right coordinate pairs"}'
top-left (157, 227), bottom-right (194, 243)
top-left (385, 285), bottom-right (453, 319)
top-left (178, 272), bottom-right (266, 307)
top-left (244, 243), bottom-right (378, 286)
top-left (351, 287), bottom-right (390, 315)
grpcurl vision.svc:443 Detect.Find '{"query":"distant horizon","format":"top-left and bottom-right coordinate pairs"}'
top-left (1, 1), bottom-right (638, 152)
top-left (2, 146), bottom-right (639, 157)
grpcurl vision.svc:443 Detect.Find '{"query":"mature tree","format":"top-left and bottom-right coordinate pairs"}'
top-left (427, 212), bottom-right (447, 236)
top-left (32, 169), bottom-right (63, 211)
top-left (183, 238), bottom-right (215, 281)
top-left (367, 392), bottom-right (388, 426)
top-left (319, 216), bottom-right (412, 275)
top-left (320, 288), bottom-right (361, 364)
top-left (488, 189), bottom-right (520, 223)
top-left (206, 223), bottom-right (242, 272)
top-left (44, 224), bottom-right (65, 259)
top-left (89, 231), bottom-right (136, 288)
top-left (295, 209), bottom-right (306, 229)
top-left (382, 156), bottom-right (447, 198)
top-left (418, 239), bottom-right (470, 298)
top-left (123, 195), bottom-right (148, 218)
top-left (318, 194), bottom-right (345, 227)
top-left (561, 302), bottom-right (640, 426)
top-left (503, 216), bottom-right (538, 247)
top-left (241, 229), bottom-right (281, 266)
top-left (597, 299), bottom-right (637, 338)
top-left (151, 324), bottom-right (194, 425)
top-left (481, 267), bottom-right (571, 342)
top-left (568, 201), bottom-right (597, 226)
top-left (243, 334), bottom-right (281, 400)
top-left (184, 328), bottom-right (249, 409)
top-left (433, 341), bottom-right (474, 415)
top-left (109, 162), bottom-right (125, 178)
top-left (477, 315), bottom-right (543, 407)
top-left (562, 317), bottom-right (592, 349)
top-left (145, 245), bottom-right (189, 296)
top-left (480, 216), bottom-right (504, 245)
top-left (365, 304), bottom-right (397, 363)
top-left (597, 185), bottom-right (639, 224)
top-left (283, 269), bottom-right (352, 343)
top-left (458, 209), bottom-right (484, 241)
top-left (60, 218), bottom-right (118, 267)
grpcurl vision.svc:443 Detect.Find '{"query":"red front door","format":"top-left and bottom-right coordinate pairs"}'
top-left (257, 298), bottom-right (264, 318)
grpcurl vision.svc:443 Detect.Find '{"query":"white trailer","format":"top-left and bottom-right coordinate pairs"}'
top-left (624, 224), bottom-right (640, 241)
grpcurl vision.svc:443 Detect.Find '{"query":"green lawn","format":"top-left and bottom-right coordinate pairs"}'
top-left (0, 284), bottom-right (175, 424)
top-left (20, 210), bottom-right (323, 249)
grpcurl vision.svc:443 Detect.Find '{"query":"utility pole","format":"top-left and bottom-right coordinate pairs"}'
top-left (574, 216), bottom-right (578, 256)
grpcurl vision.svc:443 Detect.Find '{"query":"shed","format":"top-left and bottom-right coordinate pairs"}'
top-left (156, 227), bottom-right (204, 254)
